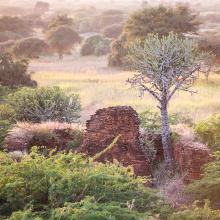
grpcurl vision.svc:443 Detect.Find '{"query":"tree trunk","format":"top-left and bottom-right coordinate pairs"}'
top-left (160, 101), bottom-right (173, 169)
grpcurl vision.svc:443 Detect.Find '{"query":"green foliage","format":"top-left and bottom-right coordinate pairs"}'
top-left (8, 87), bottom-right (81, 123)
top-left (170, 201), bottom-right (220, 220)
top-left (0, 53), bottom-right (37, 89)
top-left (139, 109), bottom-right (193, 132)
top-left (186, 152), bottom-right (220, 208)
top-left (124, 4), bottom-right (199, 40)
top-left (11, 38), bottom-right (50, 59)
top-left (103, 24), bottom-right (123, 39)
top-left (195, 114), bottom-right (220, 151)
top-left (0, 16), bottom-right (32, 36)
top-left (81, 35), bottom-right (111, 56)
top-left (46, 25), bottom-right (81, 59)
top-left (0, 150), bottom-right (168, 219)
top-left (108, 34), bottom-right (128, 67)
top-left (48, 14), bottom-right (74, 31)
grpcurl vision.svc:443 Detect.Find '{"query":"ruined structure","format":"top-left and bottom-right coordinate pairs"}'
top-left (80, 106), bottom-right (150, 176)
top-left (80, 106), bottom-right (212, 182)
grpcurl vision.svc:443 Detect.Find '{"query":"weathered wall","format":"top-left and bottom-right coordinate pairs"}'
top-left (80, 106), bottom-right (150, 176)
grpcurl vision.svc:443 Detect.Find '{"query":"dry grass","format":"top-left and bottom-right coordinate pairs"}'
top-left (32, 70), bottom-right (220, 122)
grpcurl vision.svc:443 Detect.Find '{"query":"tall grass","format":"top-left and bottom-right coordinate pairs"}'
top-left (33, 71), bottom-right (220, 122)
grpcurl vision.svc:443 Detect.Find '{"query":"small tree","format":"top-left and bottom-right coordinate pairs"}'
top-left (46, 25), bottom-right (81, 59)
top-left (128, 33), bottom-right (210, 168)
top-left (48, 14), bottom-right (74, 31)
top-left (0, 53), bottom-right (37, 89)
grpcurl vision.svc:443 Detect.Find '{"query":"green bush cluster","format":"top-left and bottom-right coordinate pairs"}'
top-left (0, 150), bottom-right (170, 219)
top-left (8, 86), bottom-right (81, 123)
top-left (81, 35), bottom-right (111, 56)
top-left (139, 109), bottom-right (193, 132)
top-left (170, 201), bottom-right (220, 220)
top-left (195, 114), bottom-right (220, 151)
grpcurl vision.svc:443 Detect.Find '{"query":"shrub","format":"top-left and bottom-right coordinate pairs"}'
top-left (186, 152), bottom-right (220, 209)
top-left (108, 34), bottom-right (128, 67)
top-left (103, 24), bottom-right (123, 39)
top-left (139, 109), bottom-right (193, 132)
top-left (0, 150), bottom-right (169, 219)
top-left (11, 38), bottom-right (50, 59)
top-left (0, 31), bottom-right (21, 43)
top-left (0, 53), bottom-right (37, 89)
top-left (81, 35), bottom-right (111, 56)
top-left (8, 87), bottom-right (81, 123)
top-left (5, 122), bottom-right (83, 153)
top-left (194, 114), bottom-right (220, 151)
top-left (170, 201), bottom-right (220, 220)
top-left (0, 16), bottom-right (32, 36)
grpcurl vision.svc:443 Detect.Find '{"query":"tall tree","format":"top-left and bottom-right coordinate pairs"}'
top-left (128, 33), bottom-right (210, 168)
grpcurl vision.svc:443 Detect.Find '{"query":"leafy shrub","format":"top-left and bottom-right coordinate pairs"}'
top-left (5, 122), bottom-right (83, 153)
top-left (0, 150), bottom-right (169, 219)
top-left (195, 114), bottom-right (220, 151)
top-left (108, 34), bottom-right (129, 67)
top-left (11, 38), bottom-right (50, 59)
top-left (102, 24), bottom-right (123, 39)
top-left (139, 109), bottom-right (193, 132)
top-left (81, 35), bottom-right (111, 56)
top-left (0, 53), bottom-right (37, 89)
top-left (0, 31), bottom-right (21, 43)
top-left (170, 201), bottom-right (220, 220)
top-left (8, 87), bottom-right (81, 123)
top-left (186, 152), bottom-right (220, 208)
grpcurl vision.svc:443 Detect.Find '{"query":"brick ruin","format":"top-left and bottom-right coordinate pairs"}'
top-left (80, 106), bottom-right (212, 182)
top-left (80, 106), bottom-right (151, 176)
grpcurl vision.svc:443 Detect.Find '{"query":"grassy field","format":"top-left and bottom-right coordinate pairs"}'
top-left (32, 66), bottom-right (220, 123)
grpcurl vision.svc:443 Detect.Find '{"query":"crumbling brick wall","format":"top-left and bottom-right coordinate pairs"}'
top-left (80, 106), bottom-right (150, 176)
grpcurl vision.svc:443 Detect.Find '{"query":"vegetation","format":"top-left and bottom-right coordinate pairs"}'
top-left (103, 24), bottom-right (123, 39)
top-left (0, 53), bottom-right (37, 89)
top-left (46, 25), bottom-right (81, 59)
top-left (81, 35), bottom-right (111, 56)
top-left (187, 152), bottom-right (220, 209)
top-left (11, 38), bottom-right (50, 59)
top-left (195, 114), bottom-right (220, 151)
top-left (8, 86), bottom-right (81, 123)
top-left (128, 32), bottom-right (209, 168)
top-left (0, 150), bottom-right (168, 219)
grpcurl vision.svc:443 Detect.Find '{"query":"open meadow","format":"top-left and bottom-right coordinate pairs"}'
top-left (32, 55), bottom-right (220, 123)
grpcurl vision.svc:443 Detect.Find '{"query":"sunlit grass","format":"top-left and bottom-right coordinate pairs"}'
top-left (33, 71), bottom-right (220, 122)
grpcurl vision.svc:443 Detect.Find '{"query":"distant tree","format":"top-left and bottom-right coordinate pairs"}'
top-left (0, 53), bottom-right (37, 89)
top-left (0, 31), bottom-right (21, 43)
top-left (81, 35), bottom-right (111, 56)
top-left (99, 14), bottom-right (124, 30)
top-left (8, 86), bottom-right (81, 123)
top-left (102, 24), bottom-right (123, 39)
top-left (128, 33), bottom-right (210, 168)
top-left (124, 4), bottom-right (199, 40)
top-left (11, 38), bottom-right (50, 59)
top-left (35, 1), bottom-right (50, 14)
top-left (0, 16), bottom-right (32, 36)
top-left (109, 3), bottom-right (199, 68)
top-left (46, 25), bottom-right (81, 59)
top-left (48, 14), bottom-right (74, 31)
top-left (108, 34), bottom-right (128, 67)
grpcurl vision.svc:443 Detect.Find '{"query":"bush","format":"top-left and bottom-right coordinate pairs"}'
top-left (103, 24), bottom-right (123, 39)
top-left (5, 122), bottom-right (83, 153)
top-left (0, 150), bottom-right (168, 219)
top-left (11, 38), bottom-right (50, 59)
top-left (8, 87), bottom-right (81, 123)
top-left (139, 109), bottom-right (193, 132)
top-left (186, 152), bottom-right (220, 209)
top-left (0, 31), bottom-right (21, 43)
top-left (0, 53), bottom-right (37, 89)
top-left (170, 201), bottom-right (220, 220)
top-left (81, 35), bottom-right (111, 56)
top-left (194, 114), bottom-right (220, 151)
